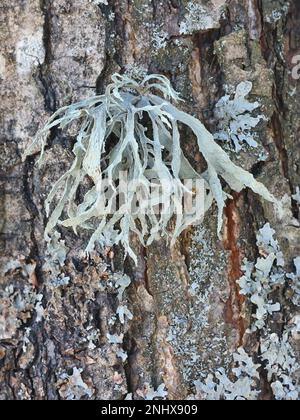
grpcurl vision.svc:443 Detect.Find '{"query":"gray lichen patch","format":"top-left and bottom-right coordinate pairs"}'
top-left (287, 257), bottom-right (300, 307)
top-left (15, 32), bottom-right (45, 76)
top-left (44, 259), bottom-right (132, 399)
top-left (0, 0), bottom-right (47, 152)
top-left (214, 81), bottom-right (266, 152)
top-left (183, 225), bottom-right (233, 376)
top-left (135, 382), bottom-right (168, 400)
top-left (146, 223), bottom-right (232, 392)
top-left (261, 330), bottom-right (300, 400)
top-left (0, 246), bottom-right (135, 399)
top-left (262, 0), bottom-right (290, 24)
top-left (194, 347), bottom-right (260, 400)
top-left (57, 367), bottom-right (94, 400)
top-left (238, 223), bottom-right (285, 331)
top-left (239, 222), bottom-right (300, 329)
top-left (238, 224), bottom-right (299, 399)
top-left (0, 281), bottom-right (43, 340)
top-left (46, 0), bottom-right (106, 104)
top-left (186, 219), bottom-right (300, 400)
top-left (179, 0), bottom-right (226, 35)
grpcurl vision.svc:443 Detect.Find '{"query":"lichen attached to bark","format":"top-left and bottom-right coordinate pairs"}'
top-left (26, 73), bottom-right (277, 262)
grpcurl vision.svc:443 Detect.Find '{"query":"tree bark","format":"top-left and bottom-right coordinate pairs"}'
top-left (0, 0), bottom-right (299, 400)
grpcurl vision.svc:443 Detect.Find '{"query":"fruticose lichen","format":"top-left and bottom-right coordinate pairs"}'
top-left (214, 81), bottom-right (265, 152)
top-left (26, 74), bottom-right (277, 262)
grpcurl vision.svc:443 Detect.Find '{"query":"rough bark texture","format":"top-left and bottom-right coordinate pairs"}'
top-left (0, 0), bottom-right (299, 400)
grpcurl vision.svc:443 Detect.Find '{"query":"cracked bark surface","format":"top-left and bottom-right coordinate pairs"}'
top-left (0, 0), bottom-right (299, 400)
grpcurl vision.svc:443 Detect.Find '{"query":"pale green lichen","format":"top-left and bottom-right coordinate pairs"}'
top-left (26, 73), bottom-right (277, 262)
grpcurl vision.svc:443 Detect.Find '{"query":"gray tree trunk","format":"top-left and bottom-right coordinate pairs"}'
top-left (0, 0), bottom-right (299, 400)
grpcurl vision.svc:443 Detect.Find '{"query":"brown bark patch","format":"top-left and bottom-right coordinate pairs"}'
top-left (223, 193), bottom-right (246, 346)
